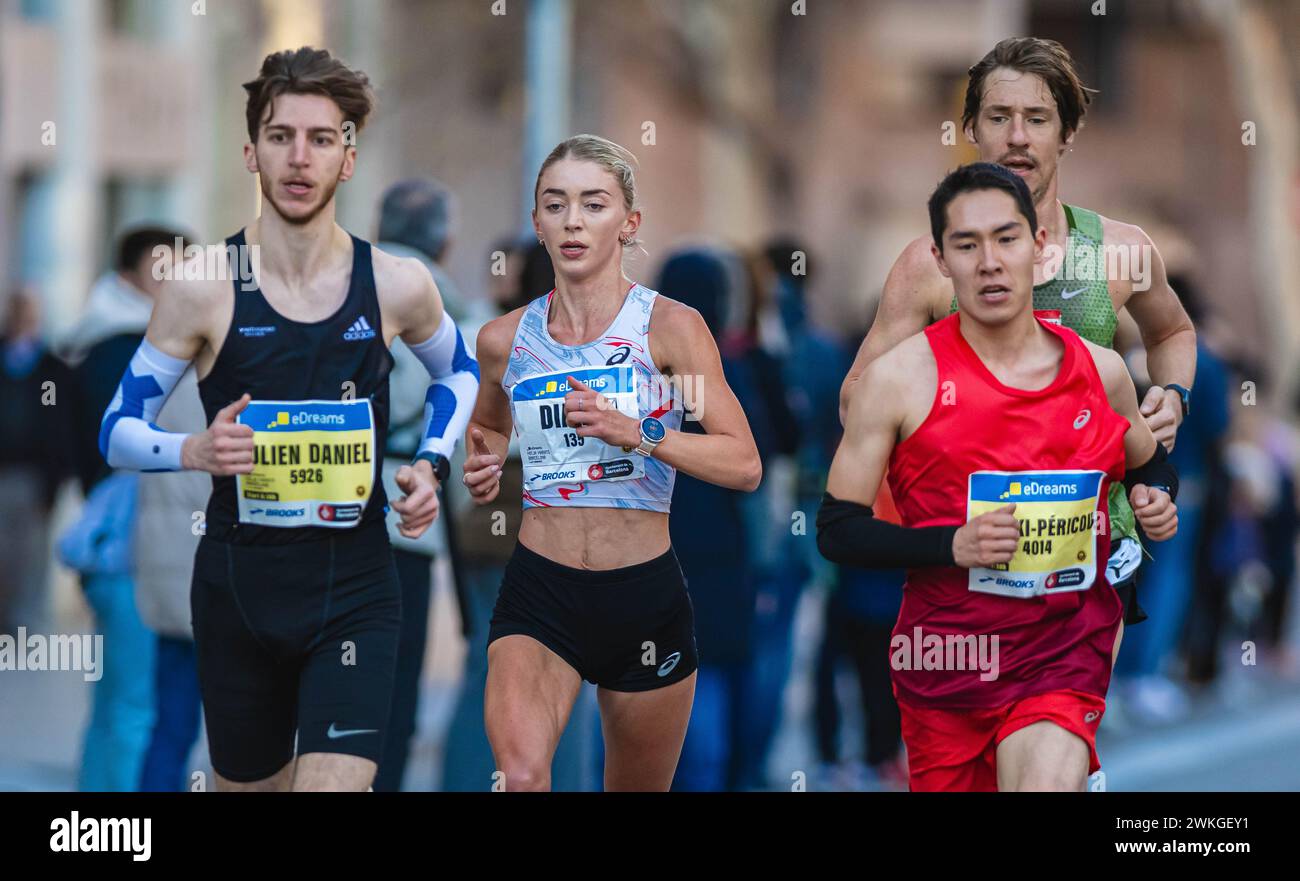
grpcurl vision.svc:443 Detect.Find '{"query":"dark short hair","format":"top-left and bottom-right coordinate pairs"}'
top-left (963, 37), bottom-right (1096, 141)
top-left (378, 178), bottom-right (457, 263)
top-left (928, 162), bottom-right (1037, 250)
top-left (243, 46), bottom-right (374, 143)
top-left (116, 226), bottom-right (192, 272)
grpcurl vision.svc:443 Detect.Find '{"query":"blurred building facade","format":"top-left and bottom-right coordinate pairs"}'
top-left (1, 0), bottom-right (1296, 395)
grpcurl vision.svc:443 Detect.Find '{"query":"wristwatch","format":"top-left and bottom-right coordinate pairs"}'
top-left (1163, 383), bottom-right (1191, 418)
top-left (623, 416), bottom-right (667, 457)
top-left (414, 451), bottom-right (450, 484)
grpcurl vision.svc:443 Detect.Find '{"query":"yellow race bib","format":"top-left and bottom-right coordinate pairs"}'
top-left (236, 399), bottom-right (375, 528)
top-left (966, 470), bottom-right (1105, 598)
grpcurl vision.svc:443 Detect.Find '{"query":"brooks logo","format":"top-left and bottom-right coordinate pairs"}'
top-left (343, 316), bottom-right (376, 341)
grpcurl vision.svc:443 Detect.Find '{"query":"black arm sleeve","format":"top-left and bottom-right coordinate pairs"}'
top-left (1122, 442), bottom-right (1179, 502)
top-left (816, 492), bottom-right (958, 569)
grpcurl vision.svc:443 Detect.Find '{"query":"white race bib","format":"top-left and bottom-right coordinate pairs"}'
top-left (511, 364), bottom-right (645, 491)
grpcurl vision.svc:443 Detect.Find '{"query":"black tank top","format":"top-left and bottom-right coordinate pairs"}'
top-left (198, 229), bottom-right (394, 544)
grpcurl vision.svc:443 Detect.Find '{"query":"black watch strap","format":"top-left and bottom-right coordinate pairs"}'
top-left (1163, 383), bottom-right (1191, 418)
top-left (414, 451), bottom-right (450, 484)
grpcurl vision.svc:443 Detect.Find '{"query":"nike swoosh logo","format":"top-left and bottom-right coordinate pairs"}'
top-left (327, 723), bottom-right (378, 739)
top-left (1060, 287), bottom-right (1087, 299)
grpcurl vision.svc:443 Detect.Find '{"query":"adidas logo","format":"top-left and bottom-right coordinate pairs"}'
top-left (343, 316), bottom-right (376, 341)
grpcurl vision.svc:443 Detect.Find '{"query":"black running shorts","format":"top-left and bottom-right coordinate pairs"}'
top-left (489, 541), bottom-right (698, 691)
top-left (190, 520), bottom-right (401, 782)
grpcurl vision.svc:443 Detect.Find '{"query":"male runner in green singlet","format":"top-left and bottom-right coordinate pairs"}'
top-left (838, 37), bottom-right (1197, 640)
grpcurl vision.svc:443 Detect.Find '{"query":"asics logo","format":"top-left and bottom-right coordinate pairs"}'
top-left (343, 316), bottom-right (376, 341)
top-left (327, 723), bottom-right (378, 739)
top-left (1084, 710), bottom-right (1101, 724)
top-left (657, 652), bottom-right (682, 678)
top-left (1073, 409), bottom-right (1091, 429)
top-left (1060, 286), bottom-right (1087, 300)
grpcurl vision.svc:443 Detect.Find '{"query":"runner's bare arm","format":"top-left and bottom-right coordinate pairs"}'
top-left (629, 299), bottom-right (760, 491)
top-left (1092, 342), bottom-right (1179, 541)
top-left (373, 249), bottom-right (445, 345)
top-left (827, 355), bottom-right (905, 507)
top-left (148, 272), bottom-right (221, 362)
top-left (1105, 219), bottom-right (1197, 452)
top-left (462, 310), bottom-right (522, 505)
top-left (839, 235), bottom-right (948, 426)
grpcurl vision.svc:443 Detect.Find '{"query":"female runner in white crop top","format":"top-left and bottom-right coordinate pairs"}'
top-left (464, 135), bottom-right (761, 791)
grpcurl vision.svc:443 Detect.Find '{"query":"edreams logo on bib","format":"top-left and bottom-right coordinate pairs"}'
top-left (533, 375), bottom-right (612, 397)
top-left (264, 410), bottom-right (347, 429)
top-left (343, 316), bottom-right (376, 341)
top-left (998, 479), bottom-right (1078, 500)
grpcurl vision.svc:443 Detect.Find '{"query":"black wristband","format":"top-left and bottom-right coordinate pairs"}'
top-left (1122, 442), bottom-right (1179, 502)
top-left (816, 492), bottom-right (958, 569)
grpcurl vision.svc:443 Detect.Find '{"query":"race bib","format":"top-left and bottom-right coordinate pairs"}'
top-left (966, 470), bottom-right (1105, 598)
top-left (511, 365), bottom-right (645, 491)
top-left (236, 399), bottom-right (376, 528)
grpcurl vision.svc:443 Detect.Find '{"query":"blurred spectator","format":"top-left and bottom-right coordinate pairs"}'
top-left (373, 177), bottom-right (482, 791)
top-left (658, 246), bottom-right (765, 791)
top-left (1256, 399), bottom-right (1299, 670)
top-left (814, 566), bottom-right (906, 790)
top-left (0, 289), bottom-right (75, 632)
top-left (808, 300), bottom-right (904, 790)
top-left (722, 249), bottom-right (803, 789)
top-left (517, 240), bottom-right (556, 306)
top-left (1115, 275), bottom-right (1230, 722)
top-left (58, 225), bottom-right (188, 791)
top-left (133, 366), bottom-right (208, 791)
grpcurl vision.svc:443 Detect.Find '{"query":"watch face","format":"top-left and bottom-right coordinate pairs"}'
top-left (641, 417), bottom-right (666, 442)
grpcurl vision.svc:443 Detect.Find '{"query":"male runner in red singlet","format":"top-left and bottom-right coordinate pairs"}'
top-left (817, 163), bottom-right (1179, 791)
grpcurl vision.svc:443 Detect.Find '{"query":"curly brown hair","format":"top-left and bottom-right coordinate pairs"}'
top-left (243, 46), bottom-right (374, 143)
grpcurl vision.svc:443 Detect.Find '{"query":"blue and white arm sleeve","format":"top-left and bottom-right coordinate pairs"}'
top-left (99, 339), bottom-right (191, 472)
top-left (407, 312), bottom-right (480, 460)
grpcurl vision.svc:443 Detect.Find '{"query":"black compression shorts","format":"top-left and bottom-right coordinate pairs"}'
top-left (190, 520), bottom-right (401, 782)
top-left (489, 541), bottom-right (698, 691)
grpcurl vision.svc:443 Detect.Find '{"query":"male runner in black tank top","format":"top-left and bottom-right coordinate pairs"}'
top-left (98, 48), bottom-right (480, 791)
